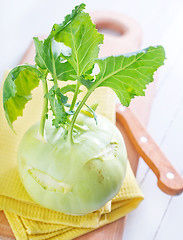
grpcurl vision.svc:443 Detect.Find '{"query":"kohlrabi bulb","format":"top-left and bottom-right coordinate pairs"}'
top-left (18, 113), bottom-right (127, 215)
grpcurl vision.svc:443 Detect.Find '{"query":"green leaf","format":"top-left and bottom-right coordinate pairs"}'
top-left (45, 86), bottom-right (68, 128)
top-left (45, 86), bottom-right (56, 116)
top-left (52, 100), bottom-right (67, 128)
top-left (33, 4), bottom-right (86, 80)
top-left (78, 75), bottom-right (95, 89)
top-left (60, 84), bottom-right (83, 94)
top-left (34, 4), bottom-right (100, 83)
top-left (34, 37), bottom-right (47, 69)
top-left (3, 65), bottom-right (42, 128)
top-left (34, 37), bottom-right (76, 81)
top-left (54, 9), bottom-right (104, 76)
top-left (55, 87), bottom-right (68, 104)
top-left (56, 60), bottom-right (76, 81)
top-left (92, 46), bottom-right (165, 106)
top-left (48, 4), bottom-right (86, 40)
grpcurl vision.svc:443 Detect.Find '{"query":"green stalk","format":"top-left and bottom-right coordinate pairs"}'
top-left (39, 77), bottom-right (48, 139)
top-left (50, 41), bottom-right (66, 113)
top-left (52, 75), bottom-right (65, 113)
top-left (68, 88), bottom-right (94, 143)
top-left (69, 80), bottom-right (81, 111)
top-left (51, 41), bottom-right (58, 86)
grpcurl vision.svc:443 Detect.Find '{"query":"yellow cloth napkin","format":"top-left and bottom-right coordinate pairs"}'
top-left (0, 75), bottom-right (143, 240)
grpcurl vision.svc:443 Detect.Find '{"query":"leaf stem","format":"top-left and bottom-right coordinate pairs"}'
top-left (51, 44), bottom-right (58, 86)
top-left (39, 76), bottom-right (48, 139)
top-left (50, 41), bottom-right (66, 113)
top-left (69, 80), bottom-right (81, 111)
top-left (68, 88), bottom-right (94, 143)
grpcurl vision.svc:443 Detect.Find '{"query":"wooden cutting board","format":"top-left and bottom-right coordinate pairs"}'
top-left (0, 12), bottom-right (156, 240)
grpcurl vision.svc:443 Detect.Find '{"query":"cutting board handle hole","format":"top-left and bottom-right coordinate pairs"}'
top-left (96, 21), bottom-right (126, 36)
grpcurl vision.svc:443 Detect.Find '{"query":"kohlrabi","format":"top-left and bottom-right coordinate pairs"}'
top-left (2, 3), bottom-right (165, 215)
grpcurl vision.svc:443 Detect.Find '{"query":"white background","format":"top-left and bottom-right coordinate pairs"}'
top-left (1, 0), bottom-right (183, 239)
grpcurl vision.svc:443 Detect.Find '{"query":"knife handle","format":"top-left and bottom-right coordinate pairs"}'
top-left (116, 104), bottom-right (183, 195)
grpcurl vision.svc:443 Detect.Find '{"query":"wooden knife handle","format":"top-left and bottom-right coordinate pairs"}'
top-left (116, 104), bottom-right (183, 196)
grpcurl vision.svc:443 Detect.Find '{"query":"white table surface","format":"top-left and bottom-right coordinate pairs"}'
top-left (1, 0), bottom-right (183, 239)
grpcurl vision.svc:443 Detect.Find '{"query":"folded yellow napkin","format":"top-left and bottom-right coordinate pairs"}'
top-left (0, 75), bottom-right (143, 240)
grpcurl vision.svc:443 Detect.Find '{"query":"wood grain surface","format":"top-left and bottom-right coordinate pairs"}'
top-left (0, 12), bottom-right (155, 240)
